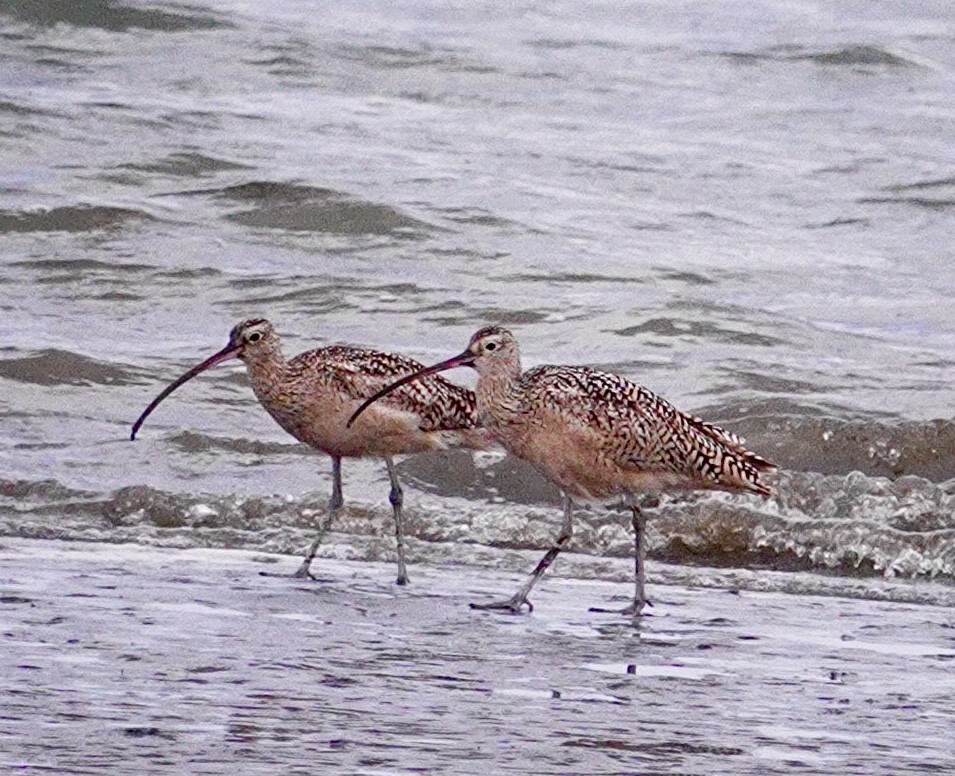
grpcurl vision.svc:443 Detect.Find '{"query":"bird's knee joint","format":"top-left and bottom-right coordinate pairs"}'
top-left (389, 488), bottom-right (403, 508)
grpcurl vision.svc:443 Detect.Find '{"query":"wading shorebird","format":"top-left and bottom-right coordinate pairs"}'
top-left (348, 326), bottom-right (775, 615)
top-left (130, 318), bottom-right (487, 584)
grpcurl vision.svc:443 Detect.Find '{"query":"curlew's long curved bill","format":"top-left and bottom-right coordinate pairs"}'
top-left (130, 343), bottom-right (240, 441)
top-left (346, 350), bottom-right (475, 429)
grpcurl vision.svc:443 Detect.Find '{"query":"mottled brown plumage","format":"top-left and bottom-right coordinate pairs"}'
top-left (237, 329), bottom-right (484, 459)
top-left (349, 325), bottom-right (775, 615)
top-left (467, 327), bottom-right (774, 502)
top-left (131, 319), bottom-right (488, 583)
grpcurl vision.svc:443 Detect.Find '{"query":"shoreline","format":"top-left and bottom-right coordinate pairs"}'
top-left (2, 537), bottom-right (953, 774)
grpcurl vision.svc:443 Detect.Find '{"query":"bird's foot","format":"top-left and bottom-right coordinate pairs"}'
top-left (285, 558), bottom-right (319, 580)
top-left (589, 599), bottom-right (652, 617)
top-left (257, 568), bottom-right (319, 580)
top-left (395, 574), bottom-right (410, 587)
top-left (255, 555), bottom-right (333, 581)
top-left (470, 594), bottom-right (533, 614)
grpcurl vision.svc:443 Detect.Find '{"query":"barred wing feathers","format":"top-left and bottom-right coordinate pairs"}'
top-left (520, 365), bottom-right (774, 496)
top-left (291, 346), bottom-right (477, 432)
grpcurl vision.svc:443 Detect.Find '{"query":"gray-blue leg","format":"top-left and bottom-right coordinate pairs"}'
top-left (630, 505), bottom-right (648, 613)
top-left (591, 505), bottom-right (648, 616)
top-left (293, 456), bottom-right (343, 579)
top-left (471, 493), bottom-right (574, 614)
top-left (385, 457), bottom-right (410, 586)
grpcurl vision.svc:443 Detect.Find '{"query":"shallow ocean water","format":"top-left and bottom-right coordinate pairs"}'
top-left (3, 539), bottom-right (954, 775)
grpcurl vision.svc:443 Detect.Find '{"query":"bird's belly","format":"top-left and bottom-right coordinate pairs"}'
top-left (266, 400), bottom-right (449, 459)
top-left (504, 423), bottom-right (691, 502)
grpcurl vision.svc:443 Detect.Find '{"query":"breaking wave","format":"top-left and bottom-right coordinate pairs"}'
top-left (2, 446), bottom-right (953, 588)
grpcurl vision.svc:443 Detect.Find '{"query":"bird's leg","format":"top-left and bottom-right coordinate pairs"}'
top-left (471, 493), bottom-right (575, 614)
top-left (591, 505), bottom-right (649, 617)
top-left (292, 456), bottom-right (343, 579)
top-left (385, 457), bottom-right (410, 586)
top-left (632, 505), bottom-right (648, 612)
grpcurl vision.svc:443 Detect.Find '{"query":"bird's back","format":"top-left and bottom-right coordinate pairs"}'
top-left (301, 345), bottom-right (477, 430)
top-left (254, 345), bottom-right (485, 457)
top-left (509, 365), bottom-right (774, 497)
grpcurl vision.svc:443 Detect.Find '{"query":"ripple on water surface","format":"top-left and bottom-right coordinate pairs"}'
top-left (2, 539), bottom-right (953, 774)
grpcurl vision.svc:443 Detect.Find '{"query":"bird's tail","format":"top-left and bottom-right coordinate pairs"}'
top-left (691, 416), bottom-right (777, 496)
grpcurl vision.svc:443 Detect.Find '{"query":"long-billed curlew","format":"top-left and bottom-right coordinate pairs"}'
top-left (348, 325), bottom-right (775, 615)
top-left (130, 318), bottom-right (487, 584)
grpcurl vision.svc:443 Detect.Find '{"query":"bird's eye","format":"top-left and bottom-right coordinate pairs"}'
top-left (248, 331), bottom-right (262, 343)
top-left (485, 341), bottom-right (497, 352)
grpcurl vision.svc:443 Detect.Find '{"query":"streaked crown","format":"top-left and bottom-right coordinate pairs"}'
top-left (228, 318), bottom-right (276, 352)
top-left (466, 326), bottom-right (520, 374)
top-left (467, 326), bottom-right (513, 354)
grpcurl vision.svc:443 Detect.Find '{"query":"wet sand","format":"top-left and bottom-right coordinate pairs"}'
top-left (2, 537), bottom-right (952, 775)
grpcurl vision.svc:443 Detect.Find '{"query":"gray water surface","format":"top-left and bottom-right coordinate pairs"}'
top-left (4, 539), bottom-right (954, 775)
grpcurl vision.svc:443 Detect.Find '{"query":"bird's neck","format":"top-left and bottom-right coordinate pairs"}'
top-left (475, 358), bottom-right (523, 427)
top-left (243, 345), bottom-right (288, 402)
